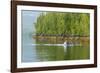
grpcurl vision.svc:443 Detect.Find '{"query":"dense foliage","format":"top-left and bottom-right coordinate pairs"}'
top-left (35, 12), bottom-right (90, 36)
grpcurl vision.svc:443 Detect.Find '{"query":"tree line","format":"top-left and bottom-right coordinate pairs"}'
top-left (34, 12), bottom-right (90, 36)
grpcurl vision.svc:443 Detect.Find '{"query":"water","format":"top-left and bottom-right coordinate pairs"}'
top-left (22, 38), bottom-right (90, 62)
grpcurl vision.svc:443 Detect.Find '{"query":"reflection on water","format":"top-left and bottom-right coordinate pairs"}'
top-left (36, 45), bottom-right (89, 61)
top-left (22, 40), bottom-right (90, 62)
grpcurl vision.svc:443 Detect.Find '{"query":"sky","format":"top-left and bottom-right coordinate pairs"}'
top-left (22, 10), bottom-right (41, 34)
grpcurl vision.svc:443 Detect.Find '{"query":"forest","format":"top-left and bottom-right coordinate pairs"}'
top-left (35, 12), bottom-right (90, 37)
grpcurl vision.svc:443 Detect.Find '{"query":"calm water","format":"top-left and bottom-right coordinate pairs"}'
top-left (22, 38), bottom-right (90, 62)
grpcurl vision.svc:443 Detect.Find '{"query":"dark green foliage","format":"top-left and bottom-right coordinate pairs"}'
top-left (35, 12), bottom-right (90, 36)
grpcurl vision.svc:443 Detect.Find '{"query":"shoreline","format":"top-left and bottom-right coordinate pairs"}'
top-left (33, 35), bottom-right (90, 45)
